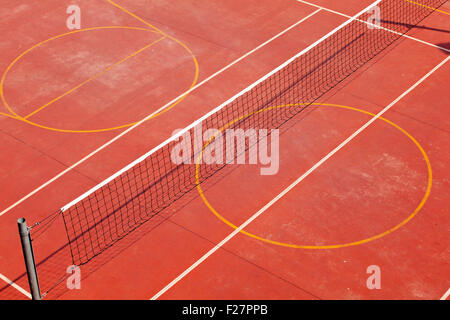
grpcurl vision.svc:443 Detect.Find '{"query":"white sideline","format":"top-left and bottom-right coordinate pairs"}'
top-left (0, 273), bottom-right (31, 299)
top-left (150, 54), bottom-right (449, 300)
top-left (441, 288), bottom-right (450, 300)
top-left (0, 8), bottom-right (322, 218)
top-left (296, 0), bottom-right (450, 53)
top-left (61, 0), bottom-right (381, 212)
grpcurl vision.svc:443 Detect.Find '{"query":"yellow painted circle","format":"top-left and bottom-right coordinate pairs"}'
top-left (195, 103), bottom-right (433, 249)
top-left (0, 26), bottom-right (199, 133)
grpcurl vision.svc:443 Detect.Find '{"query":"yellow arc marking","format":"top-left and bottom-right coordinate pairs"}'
top-left (106, 0), bottom-right (168, 36)
top-left (23, 36), bottom-right (167, 120)
top-left (0, 25), bottom-right (199, 133)
top-left (104, 0), bottom-right (201, 100)
top-left (0, 26), bottom-right (156, 119)
top-left (195, 103), bottom-right (433, 249)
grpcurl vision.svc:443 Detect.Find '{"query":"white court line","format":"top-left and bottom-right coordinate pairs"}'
top-left (0, 8), bottom-right (322, 218)
top-left (440, 288), bottom-right (450, 300)
top-left (296, 0), bottom-right (450, 53)
top-left (61, 0), bottom-right (381, 212)
top-left (0, 273), bottom-right (31, 299)
top-left (150, 55), bottom-right (449, 300)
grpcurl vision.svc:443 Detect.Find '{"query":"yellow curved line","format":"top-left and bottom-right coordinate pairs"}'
top-left (0, 25), bottom-right (199, 133)
top-left (24, 36), bottom-right (167, 120)
top-left (104, 0), bottom-right (201, 119)
top-left (0, 26), bottom-right (157, 119)
top-left (0, 112), bottom-right (18, 119)
top-left (405, 0), bottom-right (450, 16)
top-left (195, 102), bottom-right (433, 249)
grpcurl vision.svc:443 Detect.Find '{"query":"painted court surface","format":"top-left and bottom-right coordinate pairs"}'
top-left (0, 0), bottom-right (449, 300)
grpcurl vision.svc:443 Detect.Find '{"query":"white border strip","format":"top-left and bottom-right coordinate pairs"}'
top-left (150, 54), bottom-right (449, 300)
top-left (61, 0), bottom-right (381, 211)
top-left (296, 0), bottom-right (450, 53)
top-left (0, 8), bottom-right (322, 217)
top-left (0, 273), bottom-right (32, 299)
top-left (440, 288), bottom-right (450, 300)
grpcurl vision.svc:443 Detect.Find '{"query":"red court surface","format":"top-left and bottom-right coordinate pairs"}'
top-left (0, 0), bottom-right (449, 300)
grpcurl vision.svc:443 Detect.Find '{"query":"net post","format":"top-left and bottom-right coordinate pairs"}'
top-left (17, 218), bottom-right (41, 300)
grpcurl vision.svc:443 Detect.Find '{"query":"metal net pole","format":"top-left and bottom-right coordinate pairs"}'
top-left (17, 218), bottom-right (41, 300)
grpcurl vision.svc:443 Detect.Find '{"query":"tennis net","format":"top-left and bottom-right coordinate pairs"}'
top-left (34, 0), bottom-right (447, 267)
